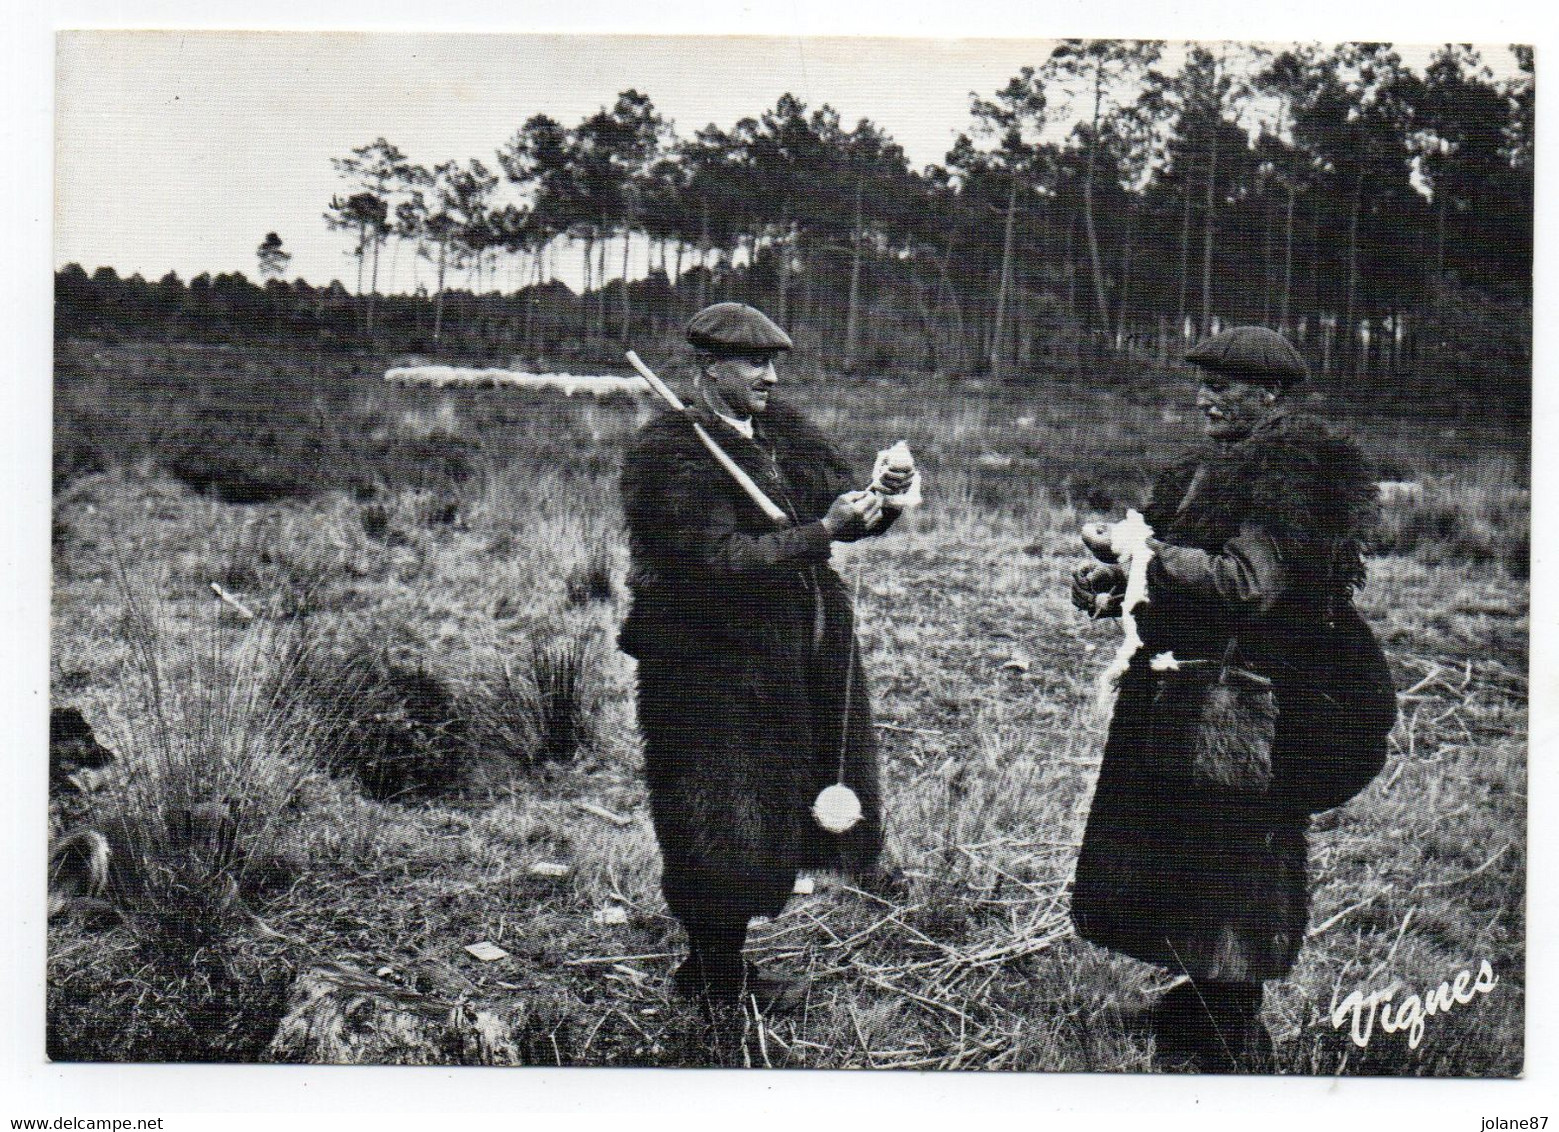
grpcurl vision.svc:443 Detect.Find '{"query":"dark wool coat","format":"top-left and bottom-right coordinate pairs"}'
top-left (1071, 413), bottom-right (1396, 982)
top-left (619, 398), bottom-right (888, 925)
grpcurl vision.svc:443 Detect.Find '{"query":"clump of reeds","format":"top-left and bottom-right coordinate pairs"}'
top-left (528, 630), bottom-right (600, 763)
top-left (47, 573), bottom-right (343, 1060)
top-left (464, 624), bottom-right (603, 768)
top-left (564, 540), bottom-right (615, 606)
top-left (82, 575), bottom-right (337, 928)
top-left (290, 644), bottom-right (467, 802)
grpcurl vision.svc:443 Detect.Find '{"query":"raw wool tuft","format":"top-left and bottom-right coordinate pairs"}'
top-left (870, 441), bottom-right (924, 510)
top-left (1096, 509), bottom-right (1155, 717)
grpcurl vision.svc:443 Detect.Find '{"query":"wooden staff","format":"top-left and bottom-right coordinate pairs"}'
top-left (625, 350), bottom-right (790, 526)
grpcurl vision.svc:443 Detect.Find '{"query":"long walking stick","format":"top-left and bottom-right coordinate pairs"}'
top-left (625, 350), bottom-right (790, 526)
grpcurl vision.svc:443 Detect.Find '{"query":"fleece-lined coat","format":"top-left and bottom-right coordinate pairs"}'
top-left (619, 399), bottom-right (888, 924)
top-left (1071, 412), bottom-right (1396, 982)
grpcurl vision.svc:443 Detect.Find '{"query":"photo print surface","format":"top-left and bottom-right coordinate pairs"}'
top-left (50, 31), bottom-right (1530, 1074)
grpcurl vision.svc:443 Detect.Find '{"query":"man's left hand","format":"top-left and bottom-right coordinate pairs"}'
top-left (828, 489), bottom-right (885, 541)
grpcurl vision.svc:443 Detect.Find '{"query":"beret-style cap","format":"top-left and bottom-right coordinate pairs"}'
top-left (686, 302), bottom-right (794, 354)
top-left (1185, 326), bottom-right (1309, 384)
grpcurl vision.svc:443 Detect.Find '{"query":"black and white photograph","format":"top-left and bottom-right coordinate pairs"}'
top-left (34, 13), bottom-right (1536, 1101)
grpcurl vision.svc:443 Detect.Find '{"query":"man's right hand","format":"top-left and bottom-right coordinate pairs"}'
top-left (1071, 562), bottom-right (1127, 618)
top-left (823, 490), bottom-right (884, 541)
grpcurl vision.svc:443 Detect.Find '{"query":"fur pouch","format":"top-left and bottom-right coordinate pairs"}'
top-left (1153, 663), bottom-right (1276, 796)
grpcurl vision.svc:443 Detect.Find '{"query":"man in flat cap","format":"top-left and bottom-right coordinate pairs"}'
top-left (1068, 326), bottom-right (1395, 1071)
top-left (619, 302), bottom-right (917, 1010)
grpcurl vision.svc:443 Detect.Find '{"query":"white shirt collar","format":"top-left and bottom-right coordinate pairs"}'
top-left (714, 410), bottom-right (754, 440)
top-left (699, 389), bottom-right (754, 439)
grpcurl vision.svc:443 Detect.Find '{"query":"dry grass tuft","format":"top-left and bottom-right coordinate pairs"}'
top-left (47, 575), bottom-right (345, 1060)
top-left (291, 644), bottom-right (467, 802)
top-left (1372, 455), bottom-right (1529, 578)
top-left (564, 541), bottom-right (616, 606)
top-left (463, 625), bottom-right (605, 768)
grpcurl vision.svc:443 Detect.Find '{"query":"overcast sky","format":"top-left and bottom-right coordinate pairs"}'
top-left (54, 32), bottom-right (1525, 293)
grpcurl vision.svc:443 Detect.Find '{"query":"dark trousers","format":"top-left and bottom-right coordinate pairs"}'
top-left (667, 864), bottom-right (796, 1002)
top-left (1153, 981), bottom-right (1275, 1072)
top-left (678, 911), bottom-right (748, 999)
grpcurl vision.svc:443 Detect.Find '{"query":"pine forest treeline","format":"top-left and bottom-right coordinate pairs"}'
top-left (57, 42), bottom-right (1533, 416)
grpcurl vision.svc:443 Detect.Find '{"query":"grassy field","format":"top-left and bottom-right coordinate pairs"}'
top-left (47, 337), bottom-right (1527, 1072)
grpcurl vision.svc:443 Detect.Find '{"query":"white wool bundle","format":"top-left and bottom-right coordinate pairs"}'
top-left (870, 441), bottom-right (923, 510)
top-left (812, 783), bottom-right (864, 833)
top-left (1096, 508), bottom-right (1156, 716)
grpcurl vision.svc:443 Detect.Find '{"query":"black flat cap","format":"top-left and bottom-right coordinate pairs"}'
top-left (686, 302), bottom-right (793, 355)
top-left (1185, 326), bottom-right (1309, 385)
